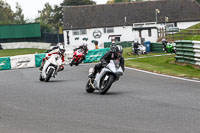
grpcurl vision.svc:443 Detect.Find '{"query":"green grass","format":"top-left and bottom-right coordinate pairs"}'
top-left (0, 48), bottom-right (47, 57)
top-left (123, 47), bottom-right (166, 58)
top-left (123, 48), bottom-right (200, 79)
top-left (167, 23), bottom-right (200, 41)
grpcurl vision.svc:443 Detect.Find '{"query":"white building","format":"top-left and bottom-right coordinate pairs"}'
top-left (63, 0), bottom-right (200, 49)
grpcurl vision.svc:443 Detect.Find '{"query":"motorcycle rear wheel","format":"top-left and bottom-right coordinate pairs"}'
top-left (85, 80), bottom-right (95, 93)
top-left (99, 75), bottom-right (115, 95)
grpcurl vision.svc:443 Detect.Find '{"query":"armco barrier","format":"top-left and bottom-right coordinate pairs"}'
top-left (175, 40), bottom-right (200, 65)
top-left (84, 48), bottom-right (110, 63)
top-left (0, 57), bottom-right (11, 70)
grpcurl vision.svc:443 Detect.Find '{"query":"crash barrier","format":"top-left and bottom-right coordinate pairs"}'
top-left (175, 40), bottom-right (200, 65)
top-left (84, 48), bottom-right (110, 63)
top-left (0, 57), bottom-right (11, 70)
top-left (150, 42), bottom-right (163, 52)
top-left (10, 54), bottom-right (35, 69)
top-left (0, 48), bottom-right (110, 70)
top-left (0, 54), bottom-right (45, 70)
top-left (104, 41), bottom-right (132, 48)
top-left (35, 53), bottom-right (46, 67)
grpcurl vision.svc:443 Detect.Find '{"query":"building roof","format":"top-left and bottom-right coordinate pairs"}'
top-left (63, 0), bottom-right (200, 30)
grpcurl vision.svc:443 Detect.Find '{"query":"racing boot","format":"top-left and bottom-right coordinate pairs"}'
top-left (88, 68), bottom-right (96, 78)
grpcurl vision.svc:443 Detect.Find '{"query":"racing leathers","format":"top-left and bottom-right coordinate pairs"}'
top-left (74, 45), bottom-right (88, 60)
top-left (91, 50), bottom-right (125, 77)
top-left (40, 50), bottom-right (65, 71)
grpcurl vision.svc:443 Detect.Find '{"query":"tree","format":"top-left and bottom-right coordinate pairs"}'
top-left (14, 2), bottom-right (26, 24)
top-left (36, 3), bottom-right (55, 32)
top-left (0, 1), bottom-right (26, 24)
top-left (0, 0), bottom-right (15, 24)
top-left (36, 0), bottom-right (96, 33)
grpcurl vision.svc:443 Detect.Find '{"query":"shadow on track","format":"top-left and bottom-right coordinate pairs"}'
top-left (85, 91), bottom-right (127, 96)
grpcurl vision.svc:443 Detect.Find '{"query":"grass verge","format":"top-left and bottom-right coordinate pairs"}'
top-left (124, 47), bottom-right (200, 79)
top-left (0, 48), bottom-right (47, 57)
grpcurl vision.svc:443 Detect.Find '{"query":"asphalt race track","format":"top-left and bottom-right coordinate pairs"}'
top-left (0, 64), bottom-right (200, 133)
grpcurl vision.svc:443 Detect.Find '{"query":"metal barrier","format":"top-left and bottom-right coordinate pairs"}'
top-left (175, 40), bottom-right (200, 65)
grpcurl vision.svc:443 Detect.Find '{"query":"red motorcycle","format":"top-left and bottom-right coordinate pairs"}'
top-left (70, 49), bottom-right (86, 66)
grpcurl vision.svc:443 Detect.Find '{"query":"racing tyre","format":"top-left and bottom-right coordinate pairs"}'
top-left (39, 74), bottom-right (45, 81)
top-left (45, 68), bottom-right (54, 82)
top-left (137, 51), bottom-right (142, 55)
top-left (70, 58), bottom-right (75, 66)
top-left (85, 80), bottom-right (95, 93)
top-left (99, 75), bottom-right (115, 95)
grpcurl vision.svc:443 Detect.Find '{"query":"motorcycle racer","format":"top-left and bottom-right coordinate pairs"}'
top-left (89, 45), bottom-right (124, 78)
top-left (40, 45), bottom-right (65, 71)
top-left (73, 43), bottom-right (88, 60)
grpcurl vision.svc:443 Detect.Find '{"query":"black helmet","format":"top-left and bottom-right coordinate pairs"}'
top-left (114, 45), bottom-right (123, 57)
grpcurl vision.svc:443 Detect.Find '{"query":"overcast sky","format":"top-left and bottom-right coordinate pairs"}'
top-left (5, 0), bottom-right (108, 19)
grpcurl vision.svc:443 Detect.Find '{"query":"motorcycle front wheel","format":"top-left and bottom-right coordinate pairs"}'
top-left (45, 67), bottom-right (54, 82)
top-left (39, 74), bottom-right (45, 81)
top-left (99, 75), bottom-right (115, 95)
top-left (85, 80), bottom-right (95, 93)
top-left (70, 58), bottom-right (75, 66)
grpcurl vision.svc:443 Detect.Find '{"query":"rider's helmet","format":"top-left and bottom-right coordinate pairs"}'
top-left (83, 43), bottom-right (87, 47)
top-left (82, 43), bottom-right (87, 51)
top-left (162, 38), bottom-right (166, 42)
top-left (114, 45), bottom-right (123, 57)
top-left (57, 42), bottom-right (63, 46)
top-left (112, 40), bottom-right (115, 44)
top-left (58, 45), bottom-right (65, 54)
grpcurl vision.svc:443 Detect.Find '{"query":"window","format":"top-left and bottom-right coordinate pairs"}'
top-left (107, 28), bottom-right (114, 33)
top-left (115, 37), bottom-right (120, 42)
top-left (103, 27), bottom-right (114, 33)
top-left (73, 30), bottom-right (79, 35)
top-left (166, 23), bottom-right (174, 28)
top-left (80, 29), bottom-right (87, 35)
top-left (73, 29), bottom-right (87, 35)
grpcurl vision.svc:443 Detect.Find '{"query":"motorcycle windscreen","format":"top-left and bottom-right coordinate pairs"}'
top-left (113, 60), bottom-right (123, 75)
top-left (49, 54), bottom-right (62, 66)
top-left (106, 60), bottom-right (117, 73)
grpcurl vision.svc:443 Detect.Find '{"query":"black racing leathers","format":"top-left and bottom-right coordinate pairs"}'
top-left (94, 51), bottom-right (125, 74)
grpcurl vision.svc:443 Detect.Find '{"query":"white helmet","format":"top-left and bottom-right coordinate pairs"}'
top-left (59, 45), bottom-right (65, 54)
top-left (162, 38), bottom-right (166, 42)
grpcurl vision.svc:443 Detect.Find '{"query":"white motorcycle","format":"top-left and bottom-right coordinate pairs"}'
top-left (132, 45), bottom-right (147, 55)
top-left (40, 54), bottom-right (62, 82)
top-left (86, 60), bottom-right (124, 95)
